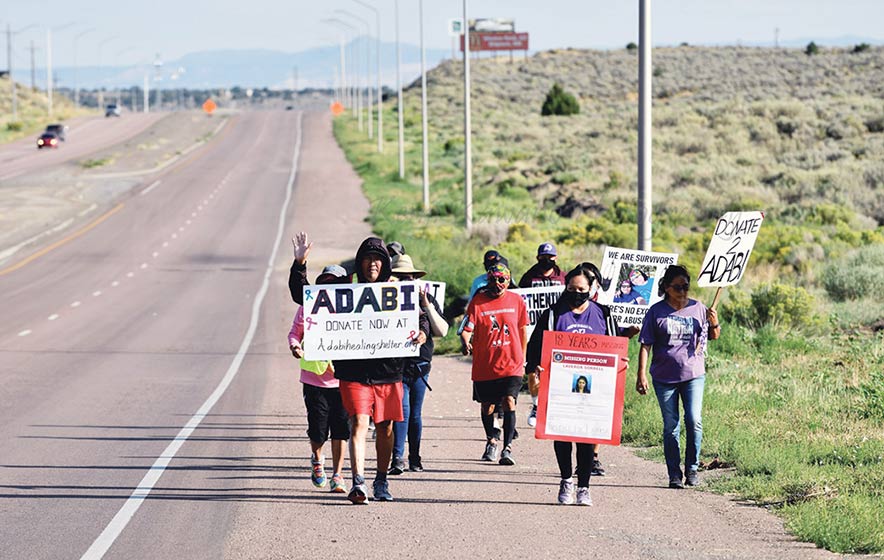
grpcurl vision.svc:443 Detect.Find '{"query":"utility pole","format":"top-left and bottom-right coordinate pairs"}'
top-left (30, 40), bottom-right (38, 91)
top-left (420, 0), bottom-right (430, 212)
top-left (143, 71), bottom-right (149, 113)
top-left (47, 28), bottom-right (53, 116)
top-left (637, 0), bottom-right (652, 250)
top-left (73, 28), bottom-right (95, 107)
top-left (395, 0), bottom-right (405, 179)
top-left (463, 0), bottom-right (472, 232)
top-left (337, 10), bottom-right (373, 140)
top-left (7, 23), bottom-right (37, 121)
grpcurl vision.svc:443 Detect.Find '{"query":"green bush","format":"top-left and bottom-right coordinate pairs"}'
top-left (722, 283), bottom-right (816, 329)
top-left (541, 83), bottom-right (580, 116)
top-left (626, 42), bottom-right (638, 51)
top-left (805, 41), bottom-right (820, 56)
top-left (852, 43), bottom-right (871, 53)
top-left (5, 121), bottom-right (24, 132)
top-left (821, 244), bottom-right (884, 301)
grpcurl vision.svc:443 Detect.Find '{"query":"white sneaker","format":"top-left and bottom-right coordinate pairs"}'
top-left (527, 405), bottom-right (537, 428)
top-left (557, 478), bottom-right (575, 505)
top-left (576, 487), bottom-right (593, 506)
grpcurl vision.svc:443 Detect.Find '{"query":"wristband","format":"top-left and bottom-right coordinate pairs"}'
top-left (709, 323), bottom-right (720, 329)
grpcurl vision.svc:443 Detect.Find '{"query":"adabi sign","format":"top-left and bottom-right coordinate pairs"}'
top-left (302, 282), bottom-right (422, 361)
top-left (697, 211), bottom-right (765, 287)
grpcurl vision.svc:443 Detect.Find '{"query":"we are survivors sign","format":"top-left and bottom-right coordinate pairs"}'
top-left (535, 331), bottom-right (628, 445)
top-left (597, 247), bottom-right (679, 327)
top-left (697, 211), bottom-right (764, 287)
top-left (302, 282), bottom-right (423, 360)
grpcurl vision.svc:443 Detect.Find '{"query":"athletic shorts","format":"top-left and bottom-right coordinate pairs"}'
top-left (472, 376), bottom-right (522, 404)
top-left (339, 380), bottom-right (404, 423)
top-left (303, 383), bottom-right (350, 444)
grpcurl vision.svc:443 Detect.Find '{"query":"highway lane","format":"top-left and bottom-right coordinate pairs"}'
top-left (0, 113), bottom-right (165, 182)
top-left (0, 109), bottom-right (303, 559)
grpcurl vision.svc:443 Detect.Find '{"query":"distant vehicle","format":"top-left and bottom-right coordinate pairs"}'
top-left (105, 104), bottom-right (121, 117)
top-left (285, 105), bottom-right (294, 111)
top-left (44, 123), bottom-right (67, 141)
top-left (36, 132), bottom-right (60, 149)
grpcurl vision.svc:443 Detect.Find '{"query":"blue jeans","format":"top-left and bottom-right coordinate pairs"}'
top-left (393, 362), bottom-right (430, 462)
top-left (652, 376), bottom-right (705, 482)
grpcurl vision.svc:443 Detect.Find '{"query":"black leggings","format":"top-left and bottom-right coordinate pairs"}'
top-left (554, 441), bottom-right (593, 487)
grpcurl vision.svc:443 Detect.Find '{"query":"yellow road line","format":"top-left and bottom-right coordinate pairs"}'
top-left (0, 203), bottom-right (125, 277)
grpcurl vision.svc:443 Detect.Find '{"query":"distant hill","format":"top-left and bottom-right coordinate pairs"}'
top-left (13, 38), bottom-right (452, 90)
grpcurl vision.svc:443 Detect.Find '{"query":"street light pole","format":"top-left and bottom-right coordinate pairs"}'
top-left (47, 22), bottom-right (78, 117)
top-left (336, 9), bottom-right (373, 140)
top-left (463, 0), bottom-right (472, 232)
top-left (97, 35), bottom-right (117, 109)
top-left (352, 0), bottom-right (382, 152)
top-left (638, 0), bottom-right (652, 250)
top-left (73, 28), bottom-right (96, 107)
top-left (419, 0), bottom-right (430, 212)
top-left (394, 0), bottom-right (404, 179)
top-left (6, 23), bottom-right (37, 121)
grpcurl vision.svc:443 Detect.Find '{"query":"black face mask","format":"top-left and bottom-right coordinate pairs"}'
top-left (538, 259), bottom-right (555, 271)
top-left (564, 291), bottom-right (590, 307)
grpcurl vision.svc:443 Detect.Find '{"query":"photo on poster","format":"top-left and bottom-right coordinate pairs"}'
top-left (611, 263), bottom-right (655, 305)
top-left (572, 374), bottom-right (591, 394)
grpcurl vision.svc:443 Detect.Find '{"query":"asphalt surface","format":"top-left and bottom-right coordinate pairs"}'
top-left (0, 113), bottom-right (165, 182)
top-left (0, 110), bottom-right (850, 559)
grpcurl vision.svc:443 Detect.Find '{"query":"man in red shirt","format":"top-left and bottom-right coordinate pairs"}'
top-left (461, 263), bottom-right (529, 465)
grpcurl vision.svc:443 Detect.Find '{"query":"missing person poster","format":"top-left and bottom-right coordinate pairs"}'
top-left (302, 281), bottom-right (422, 360)
top-left (535, 331), bottom-right (628, 445)
top-left (597, 246), bottom-right (679, 327)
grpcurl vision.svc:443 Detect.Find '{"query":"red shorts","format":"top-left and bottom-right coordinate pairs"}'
top-left (339, 381), bottom-right (404, 423)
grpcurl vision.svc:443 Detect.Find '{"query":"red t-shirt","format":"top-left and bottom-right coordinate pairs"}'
top-left (464, 290), bottom-right (529, 381)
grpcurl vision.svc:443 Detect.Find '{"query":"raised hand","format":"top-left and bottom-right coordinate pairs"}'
top-left (292, 231), bottom-right (312, 265)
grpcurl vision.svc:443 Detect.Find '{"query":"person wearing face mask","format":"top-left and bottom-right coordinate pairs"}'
top-left (519, 242), bottom-right (567, 429)
top-left (518, 242), bottom-right (566, 288)
top-left (525, 263), bottom-right (626, 506)
top-left (461, 263), bottom-right (529, 466)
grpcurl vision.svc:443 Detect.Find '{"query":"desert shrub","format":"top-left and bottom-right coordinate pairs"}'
top-left (852, 43), bottom-right (871, 54)
top-left (541, 83), bottom-right (580, 116)
top-left (626, 42), bottom-right (638, 51)
top-left (6, 121), bottom-right (23, 132)
top-left (805, 41), bottom-right (820, 56)
top-left (866, 118), bottom-right (884, 134)
top-left (723, 283), bottom-right (816, 329)
top-left (821, 244), bottom-right (884, 301)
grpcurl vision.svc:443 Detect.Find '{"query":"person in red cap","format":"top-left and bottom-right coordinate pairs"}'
top-left (461, 263), bottom-right (529, 465)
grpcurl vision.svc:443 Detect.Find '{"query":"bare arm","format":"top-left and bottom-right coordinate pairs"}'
top-left (636, 344), bottom-right (651, 395)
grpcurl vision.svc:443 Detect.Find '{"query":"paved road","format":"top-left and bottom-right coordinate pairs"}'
top-left (0, 113), bottom-right (165, 182)
top-left (0, 110), bottom-right (845, 559)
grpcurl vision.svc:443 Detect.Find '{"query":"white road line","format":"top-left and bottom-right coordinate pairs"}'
top-left (80, 111), bottom-right (304, 560)
top-left (178, 227), bottom-right (184, 232)
top-left (126, 272), bottom-right (134, 278)
top-left (140, 263), bottom-right (147, 269)
top-left (191, 212), bottom-right (196, 217)
top-left (185, 220), bottom-right (191, 225)
top-left (48, 314), bottom-right (59, 321)
top-left (162, 242), bottom-right (168, 248)
top-left (111, 281), bottom-right (119, 287)
top-left (92, 291), bottom-right (102, 297)
top-left (152, 252), bottom-right (159, 258)
top-left (70, 301), bottom-right (81, 308)
top-left (171, 234), bottom-right (177, 239)
top-left (18, 329), bottom-right (32, 337)
top-left (140, 180), bottom-right (162, 196)
top-left (78, 203), bottom-right (98, 217)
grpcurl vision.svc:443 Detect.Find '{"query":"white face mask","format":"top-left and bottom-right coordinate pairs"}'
top-left (588, 281), bottom-right (599, 300)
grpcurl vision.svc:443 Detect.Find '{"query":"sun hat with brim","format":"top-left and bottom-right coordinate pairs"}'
top-left (316, 264), bottom-right (348, 284)
top-left (391, 254), bottom-right (427, 278)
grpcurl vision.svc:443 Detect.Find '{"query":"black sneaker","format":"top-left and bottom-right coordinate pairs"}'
top-left (669, 479), bottom-right (685, 489)
top-left (481, 441), bottom-right (500, 462)
top-left (685, 471), bottom-right (699, 486)
top-left (512, 428), bottom-right (520, 441)
top-left (388, 457), bottom-right (406, 476)
top-left (408, 459), bottom-right (424, 472)
top-left (499, 446), bottom-right (515, 466)
top-left (591, 459), bottom-right (605, 477)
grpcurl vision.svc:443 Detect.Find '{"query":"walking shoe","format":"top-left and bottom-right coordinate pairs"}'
top-left (481, 440), bottom-right (500, 462)
top-left (527, 405), bottom-right (537, 428)
top-left (311, 459), bottom-right (327, 488)
top-left (591, 458), bottom-right (606, 477)
top-left (329, 473), bottom-right (348, 493)
top-left (669, 479), bottom-right (685, 489)
top-left (685, 470), bottom-right (700, 487)
top-left (498, 446), bottom-right (515, 466)
top-left (557, 478), bottom-right (575, 505)
top-left (513, 427), bottom-right (520, 441)
top-left (348, 482), bottom-right (368, 504)
top-left (408, 459), bottom-right (424, 472)
top-left (575, 487), bottom-right (593, 506)
top-left (388, 456), bottom-right (406, 476)
top-left (372, 479), bottom-right (394, 502)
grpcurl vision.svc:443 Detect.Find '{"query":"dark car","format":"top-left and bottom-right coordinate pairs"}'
top-left (44, 124), bottom-right (67, 141)
top-left (37, 132), bottom-right (60, 149)
top-left (105, 104), bottom-right (121, 117)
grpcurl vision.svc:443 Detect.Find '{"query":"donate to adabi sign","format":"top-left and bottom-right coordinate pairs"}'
top-left (697, 211), bottom-right (765, 287)
top-left (302, 282), bottom-right (422, 360)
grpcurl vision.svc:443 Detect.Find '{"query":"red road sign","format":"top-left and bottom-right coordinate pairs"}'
top-left (460, 32), bottom-right (529, 52)
top-left (202, 99), bottom-right (217, 114)
top-left (331, 101), bottom-right (344, 116)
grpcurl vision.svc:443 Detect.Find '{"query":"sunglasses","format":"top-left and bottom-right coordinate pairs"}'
top-left (669, 283), bottom-right (690, 293)
top-left (490, 275), bottom-right (509, 285)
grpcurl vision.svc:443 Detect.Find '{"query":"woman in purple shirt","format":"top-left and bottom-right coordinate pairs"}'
top-left (635, 265), bottom-right (720, 488)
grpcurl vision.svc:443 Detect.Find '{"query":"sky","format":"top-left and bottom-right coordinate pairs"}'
top-left (3, 0), bottom-right (883, 69)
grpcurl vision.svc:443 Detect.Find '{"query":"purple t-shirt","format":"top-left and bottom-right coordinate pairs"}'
top-left (555, 302), bottom-right (606, 334)
top-left (639, 299), bottom-right (709, 383)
